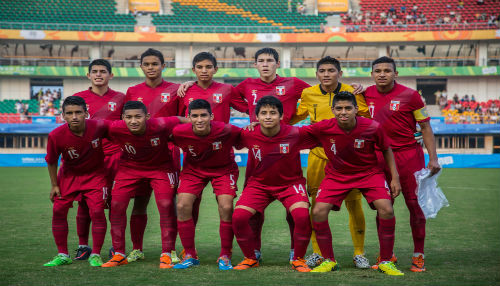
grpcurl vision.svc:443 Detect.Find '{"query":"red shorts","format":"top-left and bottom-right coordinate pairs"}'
top-left (378, 145), bottom-right (425, 200)
top-left (317, 173), bottom-right (390, 210)
top-left (57, 169), bottom-right (107, 197)
top-left (112, 170), bottom-right (178, 201)
top-left (236, 179), bottom-right (309, 213)
top-left (104, 151), bottom-right (120, 189)
top-left (178, 169), bottom-right (238, 198)
top-left (54, 187), bottom-right (107, 211)
top-left (169, 142), bottom-right (181, 172)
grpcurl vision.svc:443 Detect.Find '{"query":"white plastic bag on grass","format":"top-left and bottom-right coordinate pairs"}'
top-left (414, 168), bottom-right (449, 219)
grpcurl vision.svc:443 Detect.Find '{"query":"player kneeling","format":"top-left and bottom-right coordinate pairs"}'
top-left (303, 92), bottom-right (404, 276)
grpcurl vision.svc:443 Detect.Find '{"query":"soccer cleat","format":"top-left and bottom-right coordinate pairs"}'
top-left (378, 261), bottom-right (404, 276)
top-left (101, 254), bottom-right (128, 267)
top-left (43, 254), bottom-right (72, 267)
top-left (170, 250), bottom-right (180, 264)
top-left (305, 253), bottom-right (325, 268)
top-left (217, 255), bottom-right (233, 270)
top-left (108, 247), bottom-right (115, 259)
top-left (74, 246), bottom-right (92, 260)
top-left (254, 249), bottom-right (262, 263)
top-left (88, 254), bottom-right (104, 267)
top-left (159, 253), bottom-right (174, 269)
top-left (127, 249), bottom-right (145, 262)
top-left (410, 254), bottom-right (426, 272)
top-left (353, 254), bottom-right (371, 269)
top-left (371, 254), bottom-right (398, 270)
top-left (310, 259), bottom-right (339, 272)
top-left (173, 255), bottom-right (200, 269)
top-left (291, 258), bottom-right (312, 272)
top-left (233, 258), bottom-right (259, 270)
top-left (289, 249), bottom-right (295, 264)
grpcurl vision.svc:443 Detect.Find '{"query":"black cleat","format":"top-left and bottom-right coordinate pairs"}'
top-left (109, 247), bottom-right (115, 259)
top-left (74, 246), bottom-right (92, 260)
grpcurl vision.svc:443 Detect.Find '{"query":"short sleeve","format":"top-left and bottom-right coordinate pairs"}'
top-left (125, 87), bottom-right (133, 102)
top-left (294, 78), bottom-right (311, 100)
top-left (45, 133), bottom-right (59, 164)
top-left (355, 94), bottom-right (372, 118)
top-left (229, 86), bottom-right (249, 113)
top-left (290, 90), bottom-right (309, 125)
top-left (298, 125), bottom-right (319, 150)
top-left (159, 116), bottom-right (181, 134)
top-left (374, 123), bottom-right (391, 151)
top-left (235, 80), bottom-right (247, 99)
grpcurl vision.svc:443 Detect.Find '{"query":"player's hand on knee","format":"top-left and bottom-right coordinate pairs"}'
top-left (50, 186), bottom-right (61, 202)
top-left (177, 81), bottom-right (195, 97)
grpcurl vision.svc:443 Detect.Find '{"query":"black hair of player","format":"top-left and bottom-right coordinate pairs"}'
top-left (141, 48), bottom-right (165, 65)
top-left (62, 96), bottom-right (87, 113)
top-left (316, 56), bottom-right (341, 72)
top-left (255, 96), bottom-right (283, 116)
top-left (192, 52), bottom-right (217, 68)
top-left (372, 56), bottom-right (397, 71)
top-left (123, 100), bottom-right (148, 114)
top-left (188, 99), bottom-right (212, 115)
top-left (332, 91), bottom-right (358, 108)
top-left (88, 59), bottom-right (112, 73)
top-left (255, 47), bottom-right (279, 62)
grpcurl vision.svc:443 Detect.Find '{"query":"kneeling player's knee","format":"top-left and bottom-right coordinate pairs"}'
top-left (52, 204), bottom-right (69, 218)
top-left (218, 203), bottom-right (233, 216)
top-left (291, 207), bottom-right (310, 225)
top-left (311, 206), bottom-right (328, 222)
top-left (232, 208), bottom-right (253, 227)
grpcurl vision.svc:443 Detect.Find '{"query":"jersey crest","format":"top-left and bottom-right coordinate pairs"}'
top-left (213, 93), bottom-right (223, 103)
top-left (161, 93), bottom-right (171, 103)
top-left (188, 97), bottom-right (194, 103)
top-left (91, 138), bottom-right (100, 148)
top-left (390, 100), bottom-right (400, 111)
top-left (354, 139), bottom-right (365, 149)
top-left (108, 101), bottom-right (117, 111)
top-left (212, 141), bottom-right (222, 150)
top-left (137, 97), bottom-right (143, 102)
top-left (280, 143), bottom-right (289, 154)
top-left (276, 86), bottom-right (285, 96)
top-left (150, 137), bottom-right (160, 146)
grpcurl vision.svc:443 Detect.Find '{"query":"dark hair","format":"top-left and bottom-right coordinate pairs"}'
top-left (372, 56), bottom-right (397, 71)
top-left (140, 48), bottom-right (165, 65)
top-left (123, 101), bottom-right (147, 114)
top-left (316, 56), bottom-right (341, 72)
top-left (192, 52), bottom-right (217, 68)
top-left (88, 59), bottom-right (112, 73)
top-left (255, 47), bottom-right (279, 62)
top-left (332, 91), bottom-right (358, 107)
top-left (255, 96), bottom-right (283, 116)
top-left (62, 96), bottom-right (87, 113)
top-left (188, 99), bottom-right (212, 115)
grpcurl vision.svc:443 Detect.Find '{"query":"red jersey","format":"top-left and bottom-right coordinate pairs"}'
top-left (172, 121), bottom-right (241, 177)
top-left (108, 117), bottom-right (180, 178)
top-left (236, 75), bottom-right (310, 123)
top-left (238, 124), bottom-right (316, 186)
top-left (303, 117), bottom-right (390, 188)
top-left (45, 119), bottom-right (108, 176)
top-left (125, 80), bottom-right (184, 118)
top-left (364, 82), bottom-right (430, 150)
top-left (183, 81), bottom-right (248, 123)
top-left (74, 87), bottom-right (125, 155)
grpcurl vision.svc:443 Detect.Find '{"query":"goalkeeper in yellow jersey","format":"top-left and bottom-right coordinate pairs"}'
top-left (289, 56), bottom-right (372, 269)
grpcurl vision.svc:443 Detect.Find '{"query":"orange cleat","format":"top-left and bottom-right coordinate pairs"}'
top-left (371, 254), bottom-right (397, 270)
top-left (233, 258), bottom-right (259, 270)
top-left (410, 254), bottom-right (426, 272)
top-left (101, 254), bottom-right (128, 268)
top-left (291, 258), bottom-right (312, 272)
top-left (159, 253), bottom-right (175, 269)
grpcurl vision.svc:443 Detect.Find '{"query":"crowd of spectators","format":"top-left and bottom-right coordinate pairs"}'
top-left (439, 91), bottom-right (500, 124)
top-left (34, 88), bottom-right (61, 116)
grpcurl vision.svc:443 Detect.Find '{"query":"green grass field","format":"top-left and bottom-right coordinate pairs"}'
top-left (0, 167), bottom-right (499, 286)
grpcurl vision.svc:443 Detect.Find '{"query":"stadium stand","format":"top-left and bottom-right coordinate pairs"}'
top-left (341, 0), bottom-right (500, 31)
top-left (441, 97), bottom-right (500, 124)
top-left (152, 0), bottom-right (327, 33)
top-left (0, 0), bottom-right (136, 32)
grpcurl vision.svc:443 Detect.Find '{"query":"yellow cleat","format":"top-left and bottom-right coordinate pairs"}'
top-left (310, 259), bottom-right (339, 273)
top-left (378, 261), bottom-right (404, 276)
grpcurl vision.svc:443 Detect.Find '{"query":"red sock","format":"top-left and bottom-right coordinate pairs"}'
top-left (248, 212), bottom-right (264, 251)
top-left (130, 214), bottom-right (147, 251)
top-left (312, 220), bottom-right (335, 260)
top-left (177, 219), bottom-right (197, 257)
top-left (76, 201), bottom-right (90, 246)
top-left (286, 211), bottom-right (295, 250)
top-left (109, 198), bottom-right (130, 254)
top-left (52, 202), bottom-right (70, 254)
top-left (192, 196), bottom-right (202, 226)
top-left (406, 198), bottom-right (426, 254)
top-left (89, 207), bottom-right (107, 254)
top-left (219, 220), bottom-right (233, 258)
top-left (291, 208), bottom-right (311, 259)
top-left (156, 198), bottom-right (177, 253)
top-left (378, 216), bottom-right (396, 261)
top-left (232, 208), bottom-right (257, 259)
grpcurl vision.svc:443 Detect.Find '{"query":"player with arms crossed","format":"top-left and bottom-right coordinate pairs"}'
top-left (44, 96), bottom-right (109, 267)
top-left (72, 59), bottom-right (125, 260)
top-left (171, 99), bottom-right (241, 270)
top-left (290, 56), bottom-right (370, 268)
top-left (101, 101), bottom-right (189, 268)
top-left (123, 48), bottom-right (184, 263)
top-left (364, 57), bottom-right (440, 272)
top-left (303, 91), bottom-right (404, 276)
top-left (232, 96), bottom-right (316, 272)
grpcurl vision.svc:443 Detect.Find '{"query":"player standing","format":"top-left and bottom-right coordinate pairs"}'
top-left (72, 59), bottom-right (125, 260)
top-left (171, 99), bottom-right (241, 270)
top-left (101, 101), bottom-right (188, 268)
top-left (289, 56), bottom-right (370, 268)
top-left (44, 96), bottom-right (108, 267)
top-left (364, 56), bottom-right (440, 272)
top-left (232, 96), bottom-right (316, 272)
top-left (123, 48), bottom-right (184, 263)
top-left (303, 91), bottom-right (404, 276)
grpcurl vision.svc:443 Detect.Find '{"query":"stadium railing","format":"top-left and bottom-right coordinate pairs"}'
top-left (0, 22), bottom-right (134, 32)
top-left (0, 56), bottom-right (175, 68)
top-left (343, 23), bottom-right (497, 32)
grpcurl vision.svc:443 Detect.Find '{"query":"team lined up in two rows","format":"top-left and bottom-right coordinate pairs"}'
top-left (44, 47), bottom-right (440, 275)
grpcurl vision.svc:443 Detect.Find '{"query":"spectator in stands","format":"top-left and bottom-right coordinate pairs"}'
top-left (471, 95), bottom-right (476, 102)
top-left (457, 0), bottom-right (464, 9)
top-left (287, 0), bottom-right (292, 13)
top-left (412, 4), bottom-right (418, 13)
top-left (463, 94), bottom-right (470, 102)
top-left (453, 93), bottom-right (459, 103)
top-left (442, 89), bottom-right (448, 99)
top-left (387, 17), bottom-right (394, 25)
top-left (476, 0), bottom-right (484, 5)
top-left (380, 11), bottom-right (387, 19)
top-left (439, 95), bottom-right (448, 110)
top-left (389, 5), bottom-right (396, 14)
top-left (401, 5), bottom-right (406, 13)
